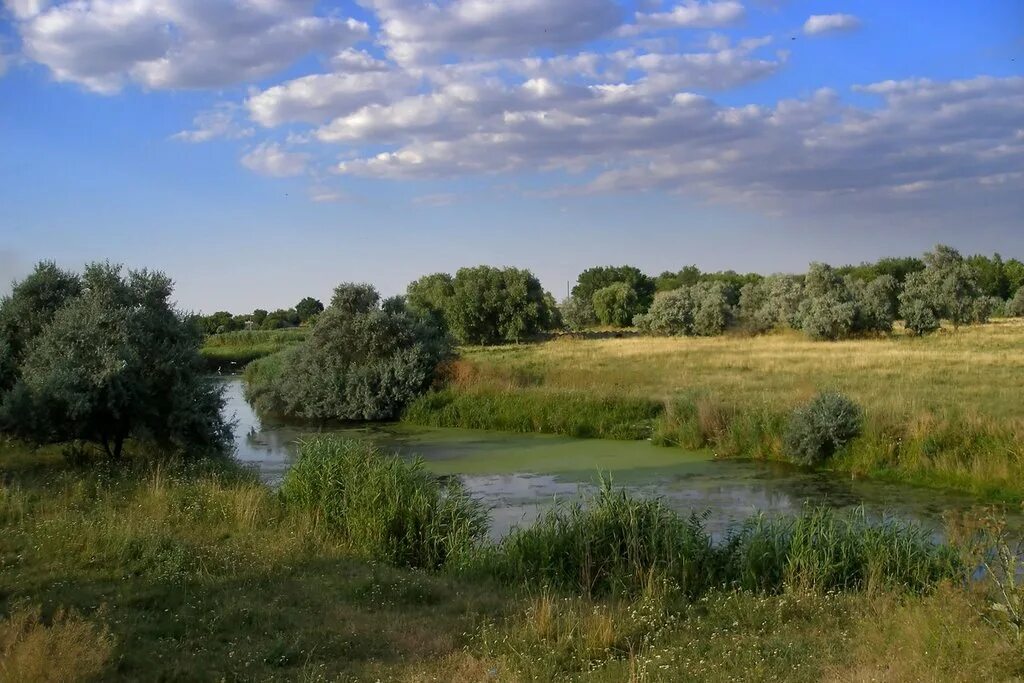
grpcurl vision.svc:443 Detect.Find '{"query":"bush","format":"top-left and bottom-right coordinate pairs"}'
top-left (851, 275), bottom-right (898, 334)
top-left (798, 263), bottom-right (857, 341)
top-left (0, 262), bottom-right (230, 459)
top-left (1009, 288), bottom-right (1024, 317)
top-left (690, 281), bottom-right (734, 336)
top-left (592, 282), bottom-right (639, 327)
top-left (633, 288), bottom-right (692, 335)
top-left (280, 438), bottom-right (487, 569)
top-left (737, 275), bottom-right (803, 334)
top-left (899, 293), bottom-right (940, 335)
top-left (784, 392), bottom-right (863, 465)
top-left (243, 283), bottom-right (450, 421)
top-left (559, 295), bottom-right (597, 331)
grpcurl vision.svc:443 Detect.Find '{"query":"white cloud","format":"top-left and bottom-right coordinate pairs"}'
top-left (240, 142), bottom-right (309, 177)
top-left (172, 104), bottom-right (254, 143)
top-left (3, 0), bottom-right (49, 20)
top-left (624, 2), bottom-right (745, 35)
top-left (11, 0), bottom-right (368, 92)
top-left (803, 13), bottom-right (861, 36)
top-left (246, 70), bottom-right (415, 127)
top-left (366, 0), bottom-right (622, 64)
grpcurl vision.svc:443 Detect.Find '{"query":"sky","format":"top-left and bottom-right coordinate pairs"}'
top-left (0, 0), bottom-right (1021, 313)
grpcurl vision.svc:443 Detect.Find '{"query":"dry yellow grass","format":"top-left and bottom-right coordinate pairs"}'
top-left (461, 319), bottom-right (1024, 423)
top-left (0, 606), bottom-right (114, 683)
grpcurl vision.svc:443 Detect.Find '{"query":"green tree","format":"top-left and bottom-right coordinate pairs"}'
top-left (295, 297), bottom-right (325, 323)
top-left (634, 288), bottom-right (693, 335)
top-left (0, 263), bottom-right (230, 459)
top-left (654, 265), bottom-right (702, 292)
top-left (1004, 259), bottom-right (1024, 298)
top-left (900, 244), bottom-right (981, 330)
top-left (850, 275), bottom-right (899, 334)
top-left (797, 263), bottom-right (856, 341)
top-left (967, 253), bottom-right (1010, 299)
top-left (560, 295), bottom-right (598, 331)
top-left (444, 267), bottom-right (555, 344)
top-left (573, 266), bottom-right (656, 312)
top-left (251, 309), bottom-right (268, 326)
top-left (406, 273), bottom-right (455, 330)
top-left (1008, 287), bottom-right (1024, 317)
top-left (737, 275), bottom-right (804, 334)
top-left (0, 261), bottom-right (82, 391)
top-left (592, 282), bottom-right (639, 327)
top-left (690, 281), bottom-right (734, 336)
top-left (244, 285), bottom-right (450, 421)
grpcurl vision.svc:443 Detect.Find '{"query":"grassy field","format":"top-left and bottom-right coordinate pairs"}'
top-left (200, 328), bottom-right (306, 370)
top-left (1, 439), bottom-right (1020, 682)
top-left (406, 320), bottom-right (1024, 499)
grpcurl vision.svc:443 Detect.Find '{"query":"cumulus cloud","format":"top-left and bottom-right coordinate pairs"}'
top-left (172, 104), bottom-right (254, 143)
top-left (366, 0), bottom-right (622, 64)
top-left (10, 0), bottom-right (368, 92)
top-left (623, 1), bottom-right (746, 35)
top-left (240, 142), bottom-right (309, 177)
top-left (803, 13), bottom-right (861, 36)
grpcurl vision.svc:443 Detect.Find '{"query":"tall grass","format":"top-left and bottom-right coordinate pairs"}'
top-left (200, 328), bottom-right (306, 369)
top-left (0, 606), bottom-right (114, 683)
top-left (280, 438), bottom-right (488, 569)
top-left (403, 388), bottom-right (661, 440)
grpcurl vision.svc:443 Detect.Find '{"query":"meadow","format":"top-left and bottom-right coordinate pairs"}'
top-left (405, 320), bottom-right (1024, 499)
top-left (1, 437), bottom-right (1020, 682)
top-left (200, 328), bottom-right (306, 370)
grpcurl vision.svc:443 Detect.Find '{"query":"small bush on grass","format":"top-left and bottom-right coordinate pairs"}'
top-left (0, 605), bottom-right (115, 683)
top-left (280, 438), bottom-right (488, 569)
top-left (784, 392), bottom-right (863, 465)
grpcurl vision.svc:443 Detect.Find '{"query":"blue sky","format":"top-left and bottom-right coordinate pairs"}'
top-left (0, 0), bottom-right (1021, 312)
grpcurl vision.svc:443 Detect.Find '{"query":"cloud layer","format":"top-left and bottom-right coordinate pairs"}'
top-left (4, 0), bottom-right (1021, 225)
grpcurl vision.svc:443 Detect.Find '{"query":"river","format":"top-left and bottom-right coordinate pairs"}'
top-left (223, 376), bottom-right (1002, 539)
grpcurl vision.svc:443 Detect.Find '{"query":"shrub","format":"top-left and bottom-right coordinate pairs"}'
top-left (0, 263), bottom-right (231, 459)
top-left (851, 275), bottom-right (899, 334)
top-left (690, 281), bottom-right (734, 336)
top-left (633, 288), bottom-right (692, 335)
top-left (0, 605), bottom-right (115, 682)
top-left (559, 295), bottom-right (597, 331)
top-left (280, 438), bottom-right (487, 569)
top-left (244, 284), bottom-right (450, 421)
top-left (737, 275), bottom-right (803, 334)
top-left (798, 263), bottom-right (856, 341)
top-left (899, 245), bottom-right (982, 331)
top-left (1009, 288), bottom-right (1024, 317)
top-left (784, 392), bottom-right (863, 465)
top-left (899, 292), bottom-right (940, 335)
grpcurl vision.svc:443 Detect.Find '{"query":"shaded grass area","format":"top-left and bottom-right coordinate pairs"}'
top-left (200, 328), bottom-right (306, 370)
top-left (0, 439), bottom-right (1020, 681)
top-left (405, 321), bottom-right (1024, 500)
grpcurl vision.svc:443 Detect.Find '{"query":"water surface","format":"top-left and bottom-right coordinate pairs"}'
top-left (224, 377), bottom-right (1005, 539)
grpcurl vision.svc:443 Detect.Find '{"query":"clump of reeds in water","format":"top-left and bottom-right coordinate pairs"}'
top-left (280, 438), bottom-right (488, 569)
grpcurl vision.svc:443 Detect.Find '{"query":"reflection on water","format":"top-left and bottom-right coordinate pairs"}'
top-left (222, 377), bottom-right (1012, 539)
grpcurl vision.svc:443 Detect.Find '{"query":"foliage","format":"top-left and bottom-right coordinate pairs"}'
top-left (592, 282), bottom-right (639, 327)
top-left (442, 266), bottom-right (556, 344)
top-left (837, 256), bottom-right (925, 284)
top-left (784, 392), bottom-right (863, 465)
top-left (900, 244), bottom-right (982, 332)
top-left (0, 261), bottom-right (82, 391)
top-left (244, 284), bottom-right (450, 421)
top-left (0, 262), bottom-right (230, 460)
top-left (797, 263), bottom-right (857, 341)
top-left (406, 272), bottom-right (455, 330)
top-left (280, 438), bottom-right (487, 569)
top-left (559, 295), bottom-right (596, 331)
top-left (1009, 287), bottom-right (1024, 317)
top-left (572, 266), bottom-right (656, 312)
top-left (635, 283), bottom-right (734, 336)
top-left (294, 296), bottom-right (324, 323)
top-left (849, 274), bottom-right (899, 334)
top-left (737, 274), bottom-right (804, 334)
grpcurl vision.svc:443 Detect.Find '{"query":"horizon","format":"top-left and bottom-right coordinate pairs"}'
top-left (1, 0), bottom-right (1022, 313)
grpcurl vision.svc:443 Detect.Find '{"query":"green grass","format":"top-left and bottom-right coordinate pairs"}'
top-left (403, 388), bottom-right (661, 440)
top-left (200, 328), bottom-right (306, 370)
top-left (404, 321), bottom-right (1024, 500)
top-left (0, 438), bottom-right (1020, 681)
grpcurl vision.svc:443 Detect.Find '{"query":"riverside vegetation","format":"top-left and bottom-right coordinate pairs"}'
top-left (3, 252), bottom-right (1024, 679)
top-left (2, 437), bottom-right (1022, 681)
